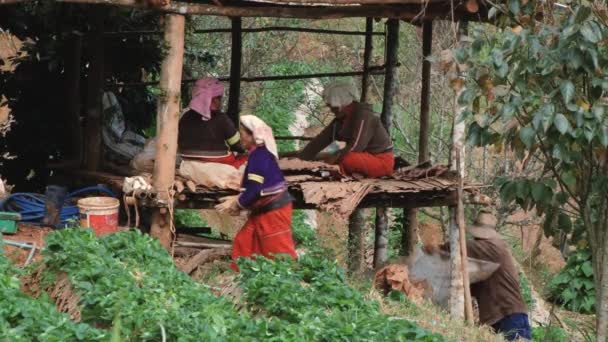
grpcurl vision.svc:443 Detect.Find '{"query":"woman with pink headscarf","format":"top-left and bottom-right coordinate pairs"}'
top-left (178, 77), bottom-right (247, 168)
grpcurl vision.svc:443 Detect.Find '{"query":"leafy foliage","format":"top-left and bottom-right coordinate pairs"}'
top-left (36, 228), bottom-right (444, 341)
top-left (519, 271), bottom-right (535, 311)
top-left (0, 242), bottom-right (106, 341)
top-left (458, 2), bottom-right (608, 330)
top-left (291, 209), bottom-right (316, 247)
top-left (238, 249), bottom-right (447, 342)
top-left (548, 248), bottom-right (595, 314)
top-left (531, 325), bottom-right (567, 342)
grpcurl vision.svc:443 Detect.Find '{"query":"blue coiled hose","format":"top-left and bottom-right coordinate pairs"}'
top-left (0, 186), bottom-right (116, 227)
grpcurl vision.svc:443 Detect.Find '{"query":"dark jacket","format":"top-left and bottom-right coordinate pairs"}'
top-left (178, 110), bottom-right (244, 158)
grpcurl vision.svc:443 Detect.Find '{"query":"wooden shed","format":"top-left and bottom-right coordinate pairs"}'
top-left (2, 0), bottom-right (489, 319)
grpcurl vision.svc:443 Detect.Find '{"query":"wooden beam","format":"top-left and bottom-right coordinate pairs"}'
top-left (65, 32), bottom-right (84, 163)
top-left (227, 17), bottom-right (242, 124)
top-left (84, 9), bottom-right (105, 171)
top-left (0, 0), bottom-right (26, 4)
top-left (419, 20), bottom-right (432, 163)
top-left (104, 27), bottom-right (386, 36)
top-left (57, 0), bottom-right (476, 21)
top-left (105, 66), bottom-right (389, 88)
top-left (360, 17), bottom-right (374, 102)
top-left (456, 153), bottom-right (474, 322)
top-left (150, 14), bottom-right (186, 250)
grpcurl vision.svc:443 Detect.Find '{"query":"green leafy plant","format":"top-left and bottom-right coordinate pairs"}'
top-left (532, 325), bottom-right (567, 342)
top-left (291, 209), bottom-right (316, 247)
top-left (0, 242), bottom-right (106, 341)
top-left (519, 271), bottom-right (536, 311)
top-left (548, 248), bottom-right (595, 314)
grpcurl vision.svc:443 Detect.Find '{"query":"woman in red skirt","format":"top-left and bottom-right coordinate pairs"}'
top-left (216, 115), bottom-right (297, 271)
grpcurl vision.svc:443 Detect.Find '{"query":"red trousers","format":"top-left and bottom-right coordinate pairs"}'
top-left (231, 203), bottom-right (297, 272)
top-left (189, 154), bottom-right (248, 169)
top-left (340, 151), bottom-right (395, 178)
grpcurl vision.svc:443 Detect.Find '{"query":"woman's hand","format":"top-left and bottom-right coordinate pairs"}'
top-left (215, 195), bottom-right (240, 216)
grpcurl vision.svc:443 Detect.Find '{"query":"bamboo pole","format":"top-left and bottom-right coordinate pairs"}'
top-left (150, 14), bottom-right (186, 250)
top-left (104, 66), bottom-right (389, 88)
top-left (227, 17), bottom-right (242, 124)
top-left (104, 27), bottom-right (386, 36)
top-left (360, 17), bottom-right (373, 102)
top-left (84, 9), bottom-right (105, 171)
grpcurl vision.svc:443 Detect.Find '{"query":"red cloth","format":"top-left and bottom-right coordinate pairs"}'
top-left (231, 203), bottom-right (297, 272)
top-left (188, 154), bottom-right (248, 169)
top-left (339, 151), bottom-right (395, 178)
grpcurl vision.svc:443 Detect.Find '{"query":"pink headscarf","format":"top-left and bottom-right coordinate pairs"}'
top-left (188, 77), bottom-right (225, 120)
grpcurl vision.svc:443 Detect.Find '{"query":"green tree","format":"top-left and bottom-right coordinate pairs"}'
top-left (455, 2), bottom-right (608, 340)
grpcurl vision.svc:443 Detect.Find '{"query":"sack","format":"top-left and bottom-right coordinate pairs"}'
top-left (178, 160), bottom-right (243, 190)
top-left (130, 138), bottom-right (157, 173)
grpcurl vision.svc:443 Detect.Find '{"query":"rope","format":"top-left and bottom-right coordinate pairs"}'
top-left (0, 186), bottom-right (116, 228)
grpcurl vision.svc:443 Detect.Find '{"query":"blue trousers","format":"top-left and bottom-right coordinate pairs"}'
top-left (491, 313), bottom-right (531, 341)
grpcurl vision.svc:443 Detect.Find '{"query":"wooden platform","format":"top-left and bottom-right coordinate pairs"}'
top-left (61, 161), bottom-right (472, 218)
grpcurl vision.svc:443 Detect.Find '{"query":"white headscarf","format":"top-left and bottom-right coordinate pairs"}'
top-left (240, 115), bottom-right (279, 159)
top-left (322, 81), bottom-right (359, 108)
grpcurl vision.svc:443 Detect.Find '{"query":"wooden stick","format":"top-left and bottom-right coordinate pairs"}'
top-left (274, 135), bottom-right (313, 141)
top-left (227, 17), bottom-right (242, 124)
top-left (178, 248), bottom-right (231, 274)
top-left (175, 241), bottom-right (232, 249)
top-left (104, 27), bottom-right (386, 36)
top-left (150, 14), bottom-right (186, 250)
top-left (104, 66), bottom-right (389, 88)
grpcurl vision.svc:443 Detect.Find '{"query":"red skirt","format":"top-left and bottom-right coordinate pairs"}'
top-left (339, 151), bottom-right (394, 178)
top-left (186, 154), bottom-right (248, 169)
top-left (231, 203), bottom-right (297, 272)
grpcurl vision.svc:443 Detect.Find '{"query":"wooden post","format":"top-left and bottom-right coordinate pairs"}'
top-left (373, 207), bottom-right (388, 268)
top-left (380, 18), bottom-right (399, 132)
top-left (84, 9), bottom-right (105, 171)
top-left (419, 20), bottom-right (432, 163)
top-left (150, 14), bottom-right (186, 249)
top-left (457, 153), bottom-right (474, 321)
top-left (401, 20), bottom-right (432, 257)
top-left (373, 18), bottom-right (399, 266)
top-left (448, 21), bottom-right (469, 319)
top-left (360, 17), bottom-right (373, 102)
top-left (348, 209), bottom-right (366, 274)
top-left (227, 17), bottom-right (242, 125)
top-left (65, 32), bottom-right (83, 163)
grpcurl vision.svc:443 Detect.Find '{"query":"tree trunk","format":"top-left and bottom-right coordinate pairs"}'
top-left (348, 209), bottom-right (366, 274)
top-left (360, 17), bottom-right (373, 102)
top-left (150, 14), bottom-right (186, 250)
top-left (448, 22), bottom-right (468, 319)
top-left (373, 207), bottom-right (389, 268)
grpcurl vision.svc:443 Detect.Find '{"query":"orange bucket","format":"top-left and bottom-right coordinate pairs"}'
top-left (77, 197), bottom-right (120, 236)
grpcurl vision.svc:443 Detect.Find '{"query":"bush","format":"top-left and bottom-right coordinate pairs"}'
top-left (532, 325), bottom-right (567, 342)
top-left (548, 248), bottom-right (595, 313)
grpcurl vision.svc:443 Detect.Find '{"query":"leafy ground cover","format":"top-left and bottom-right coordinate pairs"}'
top-left (1, 228), bottom-right (447, 341)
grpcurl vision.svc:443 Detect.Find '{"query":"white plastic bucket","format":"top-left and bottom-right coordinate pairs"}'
top-left (77, 197), bottom-right (120, 236)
